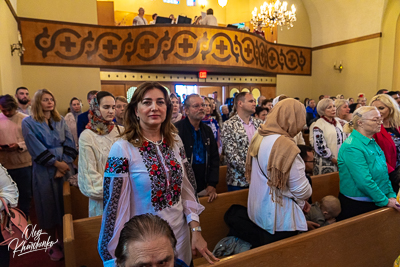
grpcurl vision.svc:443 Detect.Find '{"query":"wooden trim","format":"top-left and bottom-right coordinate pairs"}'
top-left (312, 33), bottom-right (382, 51)
top-left (4, 0), bottom-right (18, 22)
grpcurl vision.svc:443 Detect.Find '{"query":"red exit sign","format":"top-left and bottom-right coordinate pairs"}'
top-left (199, 71), bottom-right (207, 79)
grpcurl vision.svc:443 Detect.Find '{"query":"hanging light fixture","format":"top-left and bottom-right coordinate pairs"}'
top-left (218, 0), bottom-right (227, 8)
top-left (251, 0), bottom-right (296, 32)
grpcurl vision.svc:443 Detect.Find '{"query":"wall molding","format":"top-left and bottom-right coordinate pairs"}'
top-left (100, 71), bottom-right (276, 84)
top-left (4, 0), bottom-right (18, 22)
top-left (312, 33), bottom-right (382, 51)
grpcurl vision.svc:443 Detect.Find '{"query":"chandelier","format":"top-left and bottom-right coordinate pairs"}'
top-left (251, 0), bottom-right (296, 32)
top-left (218, 0), bottom-right (227, 8)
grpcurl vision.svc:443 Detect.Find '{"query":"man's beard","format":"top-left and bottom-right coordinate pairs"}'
top-left (18, 98), bottom-right (29, 105)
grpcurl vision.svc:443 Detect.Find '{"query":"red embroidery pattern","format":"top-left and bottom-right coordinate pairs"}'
top-left (139, 139), bottom-right (183, 211)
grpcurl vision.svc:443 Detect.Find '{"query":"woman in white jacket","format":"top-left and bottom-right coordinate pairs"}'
top-left (78, 92), bottom-right (123, 217)
top-left (0, 164), bottom-right (19, 267)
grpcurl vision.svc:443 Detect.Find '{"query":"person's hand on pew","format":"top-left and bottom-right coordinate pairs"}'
top-left (331, 158), bottom-right (338, 165)
top-left (189, 221), bottom-right (219, 264)
top-left (306, 221), bottom-right (320, 231)
top-left (206, 186), bottom-right (218, 203)
top-left (387, 198), bottom-right (400, 212)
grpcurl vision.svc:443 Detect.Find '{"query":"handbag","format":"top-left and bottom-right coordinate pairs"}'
top-left (0, 197), bottom-right (28, 250)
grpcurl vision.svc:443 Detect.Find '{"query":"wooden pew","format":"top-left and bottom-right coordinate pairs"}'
top-left (196, 208), bottom-right (400, 267)
top-left (197, 189), bottom-right (249, 256)
top-left (63, 181), bottom-right (89, 219)
top-left (63, 214), bottom-right (103, 267)
top-left (215, 165), bottom-right (228, 194)
top-left (310, 172), bottom-right (340, 203)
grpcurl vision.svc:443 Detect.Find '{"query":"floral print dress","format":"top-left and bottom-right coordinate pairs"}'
top-left (98, 136), bottom-right (204, 267)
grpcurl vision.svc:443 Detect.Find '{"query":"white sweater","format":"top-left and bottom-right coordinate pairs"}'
top-left (247, 134), bottom-right (312, 234)
top-left (78, 127), bottom-right (122, 217)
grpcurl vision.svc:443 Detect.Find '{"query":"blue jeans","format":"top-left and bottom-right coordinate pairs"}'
top-left (7, 166), bottom-right (32, 217)
top-left (227, 185), bottom-right (249, 192)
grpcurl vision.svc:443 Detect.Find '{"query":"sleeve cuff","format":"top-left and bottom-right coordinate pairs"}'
top-left (187, 213), bottom-right (200, 224)
top-left (376, 197), bottom-right (389, 207)
top-left (17, 142), bottom-right (27, 152)
top-left (34, 150), bottom-right (56, 166)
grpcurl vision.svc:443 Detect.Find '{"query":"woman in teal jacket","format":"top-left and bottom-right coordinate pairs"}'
top-left (337, 106), bottom-right (400, 220)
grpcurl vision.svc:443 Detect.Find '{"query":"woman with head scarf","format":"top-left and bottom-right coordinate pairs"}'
top-left (245, 98), bottom-right (312, 247)
top-left (78, 91), bottom-right (123, 217)
top-left (64, 97), bottom-right (82, 147)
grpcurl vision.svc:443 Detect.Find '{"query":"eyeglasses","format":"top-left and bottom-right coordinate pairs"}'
top-left (363, 119), bottom-right (383, 124)
top-left (190, 104), bottom-right (206, 109)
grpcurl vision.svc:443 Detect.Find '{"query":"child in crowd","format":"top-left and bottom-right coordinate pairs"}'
top-left (305, 195), bottom-right (341, 227)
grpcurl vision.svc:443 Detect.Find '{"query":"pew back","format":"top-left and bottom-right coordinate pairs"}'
top-left (198, 189), bottom-right (249, 253)
top-left (197, 208), bottom-right (400, 267)
top-left (64, 214), bottom-right (103, 267)
top-left (311, 172), bottom-right (340, 203)
top-left (63, 181), bottom-right (89, 219)
top-left (215, 165), bottom-right (228, 194)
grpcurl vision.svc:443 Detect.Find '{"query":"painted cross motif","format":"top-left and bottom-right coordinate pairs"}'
top-left (141, 39), bottom-right (154, 53)
top-left (178, 38), bottom-right (193, 53)
top-left (60, 37), bottom-right (76, 52)
top-left (216, 40), bottom-right (228, 55)
top-left (103, 40), bottom-right (117, 54)
top-left (288, 54), bottom-right (296, 66)
top-left (244, 44), bottom-right (253, 57)
top-left (269, 53), bottom-right (276, 64)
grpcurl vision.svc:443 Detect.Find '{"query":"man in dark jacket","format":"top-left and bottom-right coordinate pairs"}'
top-left (175, 94), bottom-right (219, 202)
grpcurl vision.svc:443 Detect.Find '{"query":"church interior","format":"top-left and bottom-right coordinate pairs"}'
top-left (1, 0), bottom-right (400, 266)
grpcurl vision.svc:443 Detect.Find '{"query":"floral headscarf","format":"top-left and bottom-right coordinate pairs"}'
top-left (85, 94), bottom-right (115, 135)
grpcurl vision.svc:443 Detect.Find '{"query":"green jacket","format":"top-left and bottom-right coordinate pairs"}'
top-left (338, 129), bottom-right (396, 207)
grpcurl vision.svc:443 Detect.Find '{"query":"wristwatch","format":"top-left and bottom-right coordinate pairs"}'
top-left (191, 226), bottom-right (202, 232)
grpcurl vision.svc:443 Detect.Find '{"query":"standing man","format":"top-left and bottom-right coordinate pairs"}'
top-left (114, 96), bottom-right (128, 126)
top-left (213, 91), bottom-right (222, 114)
top-left (15, 86), bottom-right (31, 115)
top-left (175, 94), bottom-right (219, 202)
top-left (0, 95), bottom-right (32, 218)
top-left (77, 90), bottom-right (98, 138)
top-left (133, 7), bottom-right (148, 25)
top-left (221, 92), bottom-right (263, 191)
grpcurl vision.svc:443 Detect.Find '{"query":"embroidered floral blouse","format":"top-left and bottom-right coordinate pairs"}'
top-left (313, 127), bottom-right (344, 159)
top-left (98, 136), bottom-right (204, 267)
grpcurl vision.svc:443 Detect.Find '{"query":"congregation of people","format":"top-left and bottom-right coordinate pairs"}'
top-left (1, 83), bottom-right (400, 267)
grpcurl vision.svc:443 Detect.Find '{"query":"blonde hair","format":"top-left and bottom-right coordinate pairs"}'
top-left (334, 99), bottom-right (349, 117)
top-left (320, 195), bottom-right (341, 218)
top-left (370, 94), bottom-right (400, 129)
top-left (31, 89), bottom-right (61, 122)
top-left (343, 106), bottom-right (377, 133)
top-left (316, 98), bottom-right (334, 116)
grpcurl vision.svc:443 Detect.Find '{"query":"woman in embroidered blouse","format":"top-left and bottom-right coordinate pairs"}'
top-left (370, 94), bottom-right (400, 193)
top-left (335, 99), bottom-right (351, 126)
top-left (202, 97), bottom-right (221, 152)
top-left (22, 89), bottom-right (77, 261)
top-left (337, 106), bottom-right (400, 221)
top-left (0, 164), bottom-right (19, 267)
top-left (78, 91), bottom-right (122, 217)
top-left (64, 97), bottom-right (82, 148)
top-left (310, 98), bottom-right (345, 175)
top-left (170, 93), bottom-right (182, 123)
top-left (98, 82), bottom-right (218, 267)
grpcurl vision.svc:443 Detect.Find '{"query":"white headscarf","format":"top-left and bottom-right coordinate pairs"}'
top-left (272, 95), bottom-right (284, 107)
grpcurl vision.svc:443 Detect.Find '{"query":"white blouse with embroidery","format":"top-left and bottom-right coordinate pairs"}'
top-left (98, 136), bottom-right (204, 267)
